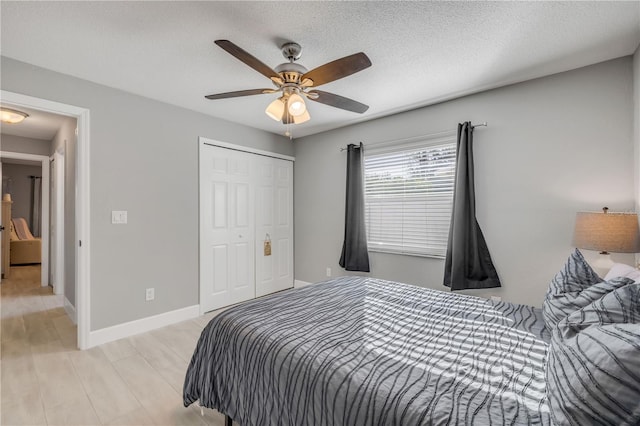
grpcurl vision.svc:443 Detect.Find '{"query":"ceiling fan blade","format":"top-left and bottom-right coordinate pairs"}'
top-left (308, 90), bottom-right (369, 114)
top-left (205, 89), bottom-right (273, 100)
top-left (301, 52), bottom-right (371, 87)
top-left (215, 40), bottom-right (281, 81)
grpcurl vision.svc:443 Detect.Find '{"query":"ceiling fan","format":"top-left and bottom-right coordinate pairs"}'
top-left (205, 40), bottom-right (372, 125)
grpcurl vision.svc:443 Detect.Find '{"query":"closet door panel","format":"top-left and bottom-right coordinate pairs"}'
top-left (277, 238), bottom-right (290, 278)
top-left (211, 245), bottom-right (228, 293)
top-left (257, 186), bottom-right (274, 227)
top-left (256, 157), bottom-right (293, 297)
top-left (200, 145), bottom-right (256, 313)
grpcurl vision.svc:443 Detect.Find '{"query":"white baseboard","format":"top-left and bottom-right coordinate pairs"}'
top-left (294, 279), bottom-right (313, 288)
top-left (87, 304), bottom-right (200, 348)
top-left (64, 297), bottom-right (77, 324)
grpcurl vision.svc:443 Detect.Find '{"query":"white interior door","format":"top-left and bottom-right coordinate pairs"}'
top-left (255, 157), bottom-right (294, 297)
top-left (50, 152), bottom-right (65, 295)
top-left (200, 145), bottom-right (256, 313)
top-left (0, 160), bottom-right (3, 283)
top-left (50, 158), bottom-right (56, 287)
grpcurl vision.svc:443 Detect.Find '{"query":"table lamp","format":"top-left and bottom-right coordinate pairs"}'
top-left (573, 207), bottom-right (640, 273)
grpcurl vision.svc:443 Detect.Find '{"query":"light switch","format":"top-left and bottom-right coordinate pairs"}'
top-left (111, 210), bottom-right (128, 224)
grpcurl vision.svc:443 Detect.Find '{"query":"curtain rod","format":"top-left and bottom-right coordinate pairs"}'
top-left (340, 122), bottom-right (487, 151)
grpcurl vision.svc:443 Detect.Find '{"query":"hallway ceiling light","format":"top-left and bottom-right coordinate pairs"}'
top-left (1, 107), bottom-right (29, 124)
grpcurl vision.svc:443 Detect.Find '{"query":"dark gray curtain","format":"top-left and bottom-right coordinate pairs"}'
top-left (339, 143), bottom-right (370, 272)
top-left (444, 122), bottom-right (500, 290)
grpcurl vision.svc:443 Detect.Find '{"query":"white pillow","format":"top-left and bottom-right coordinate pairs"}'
top-left (604, 263), bottom-right (640, 283)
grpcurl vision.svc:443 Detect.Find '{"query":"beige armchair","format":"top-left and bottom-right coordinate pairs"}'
top-left (10, 218), bottom-right (41, 265)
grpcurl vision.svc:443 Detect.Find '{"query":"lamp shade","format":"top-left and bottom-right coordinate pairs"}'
top-left (287, 93), bottom-right (306, 117)
top-left (265, 98), bottom-right (285, 121)
top-left (573, 210), bottom-right (640, 253)
top-left (292, 109), bottom-right (310, 124)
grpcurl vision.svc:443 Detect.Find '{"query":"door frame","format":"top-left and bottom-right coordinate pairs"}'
top-left (0, 151), bottom-right (50, 289)
top-left (51, 149), bottom-right (65, 296)
top-left (198, 137), bottom-right (294, 314)
top-left (1, 90), bottom-right (91, 350)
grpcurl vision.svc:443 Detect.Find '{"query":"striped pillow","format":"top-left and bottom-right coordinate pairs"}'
top-left (560, 279), bottom-right (638, 336)
top-left (542, 249), bottom-right (603, 327)
top-left (546, 282), bottom-right (640, 425)
top-left (543, 278), bottom-right (631, 328)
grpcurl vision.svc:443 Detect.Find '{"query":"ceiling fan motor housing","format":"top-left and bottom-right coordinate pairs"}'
top-left (281, 42), bottom-right (302, 61)
top-left (274, 62), bottom-right (308, 85)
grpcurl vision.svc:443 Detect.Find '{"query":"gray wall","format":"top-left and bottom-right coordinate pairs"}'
top-left (1, 134), bottom-right (51, 156)
top-left (1, 56), bottom-right (294, 330)
top-left (1, 162), bottom-right (42, 232)
top-left (294, 57), bottom-right (636, 308)
top-left (50, 117), bottom-right (77, 307)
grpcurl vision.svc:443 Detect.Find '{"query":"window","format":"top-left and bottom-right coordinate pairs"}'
top-left (364, 136), bottom-right (456, 258)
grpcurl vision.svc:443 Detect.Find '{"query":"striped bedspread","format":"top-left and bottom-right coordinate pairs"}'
top-left (184, 276), bottom-right (551, 425)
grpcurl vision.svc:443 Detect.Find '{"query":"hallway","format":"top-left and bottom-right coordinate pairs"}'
top-left (0, 266), bottom-right (226, 425)
top-left (1, 266), bottom-right (74, 345)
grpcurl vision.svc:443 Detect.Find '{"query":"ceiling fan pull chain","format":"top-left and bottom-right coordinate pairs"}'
top-left (285, 121), bottom-right (292, 140)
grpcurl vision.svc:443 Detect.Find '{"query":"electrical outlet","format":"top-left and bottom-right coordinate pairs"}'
top-left (490, 295), bottom-right (501, 302)
top-left (145, 288), bottom-right (155, 301)
top-left (326, 267), bottom-right (331, 277)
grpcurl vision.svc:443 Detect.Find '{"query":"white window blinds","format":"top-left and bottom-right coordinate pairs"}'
top-left (364, 136), bottom-right (456, 258)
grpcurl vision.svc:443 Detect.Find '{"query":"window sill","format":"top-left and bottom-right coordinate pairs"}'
top-left (368, 248), bottom-right (445, 260)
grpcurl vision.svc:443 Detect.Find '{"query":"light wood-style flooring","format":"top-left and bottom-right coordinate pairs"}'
top-left (1, 265), bottom-right (227, 425)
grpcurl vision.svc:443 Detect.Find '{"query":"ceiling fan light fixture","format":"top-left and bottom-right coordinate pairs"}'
top-left (1, 107), bottom-right (29, 124)
top-left (265, 97), bottom-right (285, 121)
top-left (287, 93), bottom-right (306, 117)
top-left (293, 109), bottom-right (310, 124)
top-left (207, 40), bottom-right (372, 127)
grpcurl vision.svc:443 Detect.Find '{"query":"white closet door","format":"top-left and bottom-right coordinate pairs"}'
top-left (255, 156), bottom-right (294, 297)
top-left (200, 145), bottom-right (256, 313)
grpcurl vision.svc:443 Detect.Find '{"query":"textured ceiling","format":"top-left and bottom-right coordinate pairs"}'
top-left (1, 1), bottom-right (639, 139)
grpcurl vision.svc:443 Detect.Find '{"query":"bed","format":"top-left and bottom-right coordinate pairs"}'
top-left (184, 250), bottom-right (640, 425)
top-left (184, 276), bottom-right (552, 425)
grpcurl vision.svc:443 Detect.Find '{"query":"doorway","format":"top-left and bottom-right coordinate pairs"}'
top-left (1, 90), bottom-right (91, 349)
top-left (0, 152), bottom-right (49, 287)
